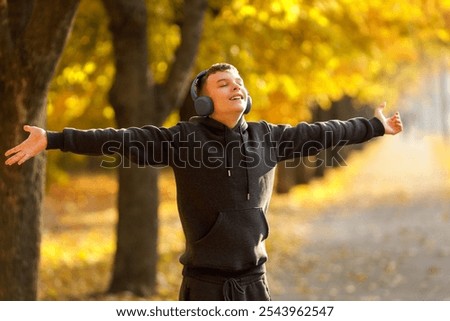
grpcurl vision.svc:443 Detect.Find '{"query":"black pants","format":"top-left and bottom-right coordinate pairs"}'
top-left (179, 271), bottom-right (271, 301)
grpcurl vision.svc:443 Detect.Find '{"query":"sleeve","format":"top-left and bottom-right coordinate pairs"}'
top-left (265, 117), bottom-right (384, 162)
top-left (46, 124), bottom-right (182, 166)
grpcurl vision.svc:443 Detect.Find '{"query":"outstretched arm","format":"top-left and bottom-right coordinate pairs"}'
top-left (5, 124), bottom-right (180, 167)
top-left (4, 125), bottom-right (47, 166)
top-left (374, 102), bottom-right (403, 135)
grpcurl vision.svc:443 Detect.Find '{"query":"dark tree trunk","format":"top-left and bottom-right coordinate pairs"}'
top-left (275, 96), bottom-right (362, 193)
top-left (331, 96), bottom-right (358, 164)
top-left (312, 105), bottom-right (330, 178)
top-left (0, 0), bottom-right (79, 300)
top-left (313, 97), bottom-right (356, 177)
top-left (100, 0), bottom-right (159, 296)
top-left (101, 0), bottom-right (207, 296)
top-left (179, 90), bottom-right (196, 121)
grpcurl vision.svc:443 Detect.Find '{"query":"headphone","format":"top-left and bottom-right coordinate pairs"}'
top-left (190, 70), bottom-right (252, 116)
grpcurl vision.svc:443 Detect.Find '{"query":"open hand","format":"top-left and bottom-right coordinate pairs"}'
top-left (4, 125), bottom-right (47, 166)
top-left (374, 102), bottom-right (403, 135)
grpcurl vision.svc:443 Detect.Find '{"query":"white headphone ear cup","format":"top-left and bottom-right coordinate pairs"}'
top-left (194, 96), bottom-right (214, 116)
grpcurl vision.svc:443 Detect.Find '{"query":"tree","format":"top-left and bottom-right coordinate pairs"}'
top-left (100, 0), bottom-right (207, 296)
top-left (0, 0), bottom-right (80, 300)
top-left (192, 0), bottom-right (449, 193)
top-left (1, 0), bottom-right (207, 300)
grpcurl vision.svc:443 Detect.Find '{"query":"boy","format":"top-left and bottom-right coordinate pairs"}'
top-left (5, 63), bottom-right (403, 300)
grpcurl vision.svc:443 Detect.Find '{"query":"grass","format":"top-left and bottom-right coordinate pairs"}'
top-left (39, 171), bottom-right (183, 301)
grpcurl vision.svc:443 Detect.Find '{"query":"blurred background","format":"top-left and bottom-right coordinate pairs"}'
top-left (11, 0), bottom-right (450, 300)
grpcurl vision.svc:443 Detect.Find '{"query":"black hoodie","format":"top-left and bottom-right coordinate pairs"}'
top-left (46, 115), bottom-right (384, 273)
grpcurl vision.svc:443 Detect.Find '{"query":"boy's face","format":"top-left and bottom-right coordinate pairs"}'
top-left (203, 69), bottom-right (248, 117)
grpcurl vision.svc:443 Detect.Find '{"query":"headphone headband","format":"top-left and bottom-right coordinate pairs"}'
top-left (190, 70), bottom-right (208, 102)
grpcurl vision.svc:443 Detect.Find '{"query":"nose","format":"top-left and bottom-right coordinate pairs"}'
top-left (232, 82), bottom-right (241, 91)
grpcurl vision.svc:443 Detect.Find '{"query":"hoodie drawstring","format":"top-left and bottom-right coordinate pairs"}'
top-left (239, 126), bottom-right (251, 200)
top-left (223, 278), bottom-right (245, 301)
top-left (222, 118), bottom-right (250, 201)
top-left (224, 130), bottom-right (232, 177)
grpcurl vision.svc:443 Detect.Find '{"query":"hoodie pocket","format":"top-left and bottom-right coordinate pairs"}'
top-left (190, 207), bottom-right (269, 271)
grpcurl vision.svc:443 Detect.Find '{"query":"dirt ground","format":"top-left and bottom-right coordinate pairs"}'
top-left (268, 133), bottom-right (450, 300)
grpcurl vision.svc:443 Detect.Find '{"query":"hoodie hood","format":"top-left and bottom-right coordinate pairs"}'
top-left (189, 115), bottom-right (248, 132)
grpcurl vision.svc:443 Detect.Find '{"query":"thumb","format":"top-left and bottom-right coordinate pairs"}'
top-left (377, 101), bottom-right (386, 111)
top-left (23, 125), bottom-right (41, 136)
top-left (374, 102), bottom-right (387, 119)
top-left (23, 125), bottom-right (32, 133)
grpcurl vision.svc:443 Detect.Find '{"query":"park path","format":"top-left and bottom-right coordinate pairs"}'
top-left (269, 134), bottom-right (450, 300)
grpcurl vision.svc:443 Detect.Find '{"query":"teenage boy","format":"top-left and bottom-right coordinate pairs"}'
top-left (5, 63), bottom-right (403, 300)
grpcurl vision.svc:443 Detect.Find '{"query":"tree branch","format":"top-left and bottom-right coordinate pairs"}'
top-left (157, 0), bottom-right (208, 121)
top-left (22, 0), bottom-right (79, 85)
top-left (101, 0), bottom-right (152, 126)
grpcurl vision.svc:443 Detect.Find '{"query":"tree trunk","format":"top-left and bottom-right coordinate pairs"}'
top-left (0, 0), bottom-right (79, 300)
top-left (179, 90), bottom-right (196, 121)
top-left (312, 96), bottom-right (359, 178)
top-left (312, 105), bottom-right (332, 178)
top-left (332, 96), bottom-right (358, 164)
top-left (102, 0), bottom-right (207, 296)
top-left (100, 0), bottom-right (157, 296)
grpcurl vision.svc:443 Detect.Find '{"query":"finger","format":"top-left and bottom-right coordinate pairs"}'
top-left (5, 148), bottom-right (15, 157)
top-left (376, 102), bottom-right (386, 111)
top-left (4, 157), bottom-right (12, 166)
top-left (6, 150), bottom-right (29, 166)
top-left (5, 139), bottom-right (28, 156)
top-left (5, 126), bottom-right (32, 157)
top-left (390, 113), bottom-right (401, 121)
top-left (17, 152), bottom-right (30, 165)
top-left (23, 125), bottom-right (36, 134)
top-left (5, 144), bottom-right (23, 157)
top-left (5, 152), bottom-right (20, 166)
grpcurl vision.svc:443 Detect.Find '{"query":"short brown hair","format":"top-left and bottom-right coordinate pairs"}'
top-left (197, 63), bottom-right (238, 95)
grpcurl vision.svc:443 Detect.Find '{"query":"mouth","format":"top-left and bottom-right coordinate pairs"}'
top-left (230, 94), bottom-right (244, 101)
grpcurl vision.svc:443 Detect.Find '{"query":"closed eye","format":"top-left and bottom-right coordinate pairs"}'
top-left (216, 78), bottom-right (244, 88)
